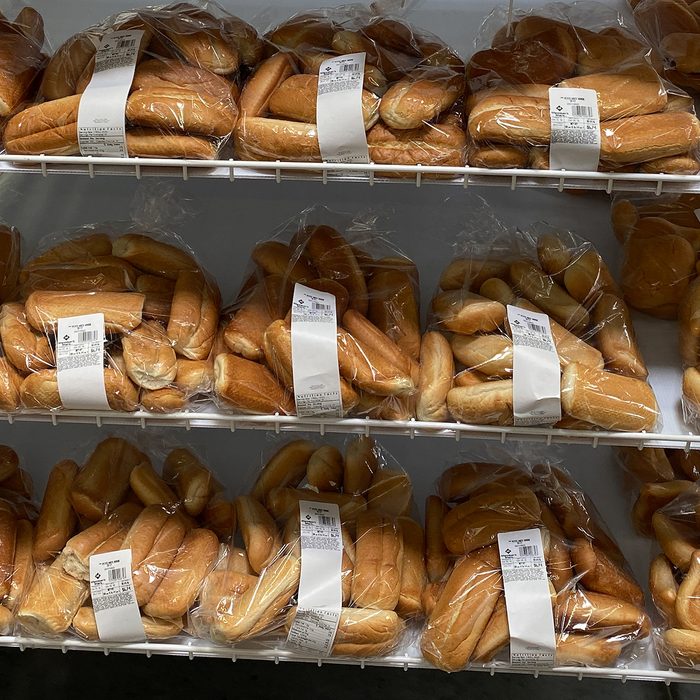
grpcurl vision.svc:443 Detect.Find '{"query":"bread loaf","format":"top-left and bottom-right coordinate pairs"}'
top-left (417, 331), bottom-right (454, 422)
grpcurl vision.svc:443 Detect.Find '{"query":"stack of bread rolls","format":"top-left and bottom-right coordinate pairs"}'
top-left (194, 436), bottom-right (425, 657)
top-left (0, 227), bottom-right (220, 413)
top-left (0, 6), bottom-right (46, 125)
top-left (10, 436), bottom-right (232, 640)
top-left (216, 215), bottom-right (420, 418)
top-left (420, 459), bottom-right (650, 671)
top-left (645, 481), bottom-right (700, 666)
top-left (3, 2), bottom-right (261, 159)
top-left (612, 195), bottom-right (700, 319)
top-left (632, 0), bottom-right (700, 96)
top-left (418, 227), bottom-right (659, 431)
top-left (465, 9), bottom-right (700, 173)
top-left (234, 11), bottom-right (466, 172)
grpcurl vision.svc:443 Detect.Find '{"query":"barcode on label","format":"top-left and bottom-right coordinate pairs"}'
top-left (342, 63), bottom-right (360, 72)
top-left (313, 302), bottom-right (331, 311)
top-left (526, 321), bottom-right (546, 335)
top-left (320, 515), bottom-right (336, 527)
top-left (117, 38), bottom-right (136, 49)
top-left (571, 105), bottom-right (593, 117)
top-left (108, 567), bottom-right (127, 581)
top-left (76, 330), bottom-right (99, 343)
top-left (519, 545), bottom-right (538, 557)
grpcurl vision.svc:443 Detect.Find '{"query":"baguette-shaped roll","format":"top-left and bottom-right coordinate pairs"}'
top-left (251, 240), bottom-right (314, 282)
top-left (468, 144), bottom-right (528, 169)
top-left (0, 303), bottom-right (54, 374)
top-left (20, 259), bottom-right (137, 296)
top-left (676, 549), bottom-right (700, 631)
top-left (367, 269), bottom-right (420, 361)
top-left (633, 480), bottom-right (694, 536)
top-left (0, 508), bottom-right (16, 598)
top-left (21, 234), bottom-right (111, 274)
top-left (0, 357), bottom-right (21, 412)
top-left (239, 52), bottom-right (295, 119)
top-left (472, 594), bottom-right (509, 662)
top-left (663, 628), bottom-right (700, 665)
top-left (133, 514), bottom-right (188, 607)
top-left (143, 528), bottom-right (219, 620)
top-left (20, 368), bottom-right (139, 412)
top-left (432, 290), bottom-right (506, 335)
top-left (167, 271), bottom-right (219, 361)
top-left (417, 331), bottom-right (454, 422)
top-left (468, 95), bottom-right (550, 146)
top-left (70, 438), bottom-right (145, 521)
top-left (125, 129), bottom-right (219, 160)
top-left (61, 503), bottom-right (142, 580)
top-left (367, 469), bottom-right (412, 517)
top-left (136, 274), bottom-right (174, 322)
top-left (563, 250), bottom-right (618, 305)
top-left (210, 554), bottom-right (301, 642)
top-left (24, 291), bottom-right (144, 334)
top-left (421, 546), bottom-right (502, 672)
top-left (251, 439), bottom-right (316, 501)
top-left (450, 334), bottom-right (512, 378)
top-left (174, 359), bottom-right (213, 395)
top-left (510, 261), bottom-right (589, 332)
top-left (285, 606), bottom-right (402, 656)
top-left (425, 496), bottom-right (450, 583)
top-left (560, 363), bottom-right (659, 432)
top-left (538, 502), bottom-right (573, 593)
top-left (437, 463), bottom-right (532, 503)
top-left (619, 446), bottom-right (675, 483)
top-left (652, 511), bottom-right (700, 573)
top-left (139, 386), bottom-right (187, 414)
top-left (129, 462), bottom-right (178, 509)
top-left (16, 555), bottom-right (89, 635)
top-left (592, 294), bottom-right (647, 379)
top-left (650, 554), bottom-right (679, 625)
top-left (446, 381), bottom-right (513, 425)
top-left (122, 506), bottom-right (170, 573)
top-left (555, 589), bottom-right (650, 636)
top-left (266, 487), bottom-right (366, 522)
top-left (73, 606), bottom-right (183, 641)
top-left (344, 436), bottom-right (378, 495)
top-left (214, 353), bottom-right (294, 414)
top-left (33, 459), bottom-right (79, 562)
top-left (514, 299), bottom-right (604, 370)
top-left (555, 633), bottom-right (623, 667)
top-left (306, 445), bottom-right (344, 492)
top-left (396, 517), bottom-right (426, 618)
top-left (571, 538), bottom-right (644, 606)
top-left (442, 487), bottom-right (541, 555)
top-left (236, 496), bottom-right (281, 574)
top-left (112, 234), bottom-right (197, 280)
top-left (351, 511), bottom-right (403, 610)
top-left (201, 493), bottom-right (236, 540)
top-left (480, 277), bottom-right (516, 305)
top-left (122, 320), bottom-right (177, 390)
top-left (537, 233), bottom-right (571, 283)
top-left (235, 117), bottom-right (321, 162)
top-left (440, 257), bottom-right (510, 292)
top-left (162, 448), bottom-right (214, 517)
top-left (6, 519), bottom-right (33, 612)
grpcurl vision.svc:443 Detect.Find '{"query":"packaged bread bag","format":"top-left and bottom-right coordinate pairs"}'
top-left (3, 1), bottom-right (262, 159)
top-left (235, 4), bottom-right (466, 174)
top-left (191, 435), bottom-right (425, 659)
top-left (465, 1), bottom-right (700, 174)
top-left (214, 205), bottom-right (420, 420)
top-left (419, 199), bottom-right (659, 432)
top-left (421, 448), bottom-right (650, 671)
top-left (13, 433), bottom-right (229, 641)
top-left (0, 221), bottom-right (220, 414)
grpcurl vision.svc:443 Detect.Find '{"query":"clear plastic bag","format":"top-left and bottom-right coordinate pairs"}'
top-left (13, 433), bottom-right (228, 641)
top-left (191, 434), bottom-right (423, 659)
top-left (234, 4), bottom-right (466, 174)
top-left (420, 449), bottom-right (650, 672)
top-left (0, 221), bottom-right (220, 414)
top-left (647, 483), bottom-right (700, 667)
top-left (421, 200), bottom-right (659, 431)
top-left (465, 1), bottom-right (700, 174)
top-left (3, 1), bottom-right (261, 159)
top-left (214, 205), bottom-right (420, 418)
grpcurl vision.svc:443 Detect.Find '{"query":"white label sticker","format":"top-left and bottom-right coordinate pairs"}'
top-left (291, 283), bottom-right (343, 418)
top-left (286, 501), bottom-right (343, 655)
top-left (497, 528), bottom-right (556, 667)
top-left (89, 549), bottom-right (145, 642)
top-left (548, 87), bottom-right (601, 171)
top-left (316, 52), bottom-right (370, 164)
top-left (77, 30), bottom-right (143, 157)
top-left (56, 313), bottom-right (110, 410)
top-left (507, 305), bottom-right (561, 426)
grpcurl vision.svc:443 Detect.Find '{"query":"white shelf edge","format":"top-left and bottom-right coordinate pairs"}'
top-left (1, 155), bottom-right (700, 194)
top-left (0, 635), bottom-right (697, 684)
top-left (1, 408), bottom-right (699, 450)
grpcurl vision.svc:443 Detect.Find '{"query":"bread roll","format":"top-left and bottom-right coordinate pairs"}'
top-left (122, 506), bottom-right (170, 576)
top-left (446, 381), bottom-right (514, 425)
top-left (0, 508), bottom-right (16, 598)
top-left (367, 469), bottom-right (412, 517)
top-left (633, 480), bottom-right (694, 535)
top-left (439, 258), bottom-right (510, 292)
top-left (563, 249), bottom-right (618, 305)
top-left (432, 290), bottom-right (506, 335)
top-left (0, 357), bottom-right (21, 412)
top-left (33, 459), bottom-right (78, 562)
top-left (472, 594), bottom-right (509, 662)
top-left (469, 144), bottom-right (528, 169)
top-left (251, 439), bottom-right (316, 501)
top-left (560, 363), bottom-right (659, 432)
top-left (235, 495), bottom-right (281, 574)
top-left (396, 517), bottom-right (426, 618)
top-left (450, 334), bottom-right (512, 378)
top-left (129, 462), bottom-right (178, 509)
top-left (417, 331), bottom-right (454, 422)
top-left (6, 519), bottom-right (33, 611)
top-left (163, 448), bottom-right (214, 517)
top-left (112, 234), bottom-right (197, 280)
top-left (201, 493), bottom-right (236, 540)
top-left (619, 446), bottom-right (675, 483)
top-left (239, 52), bottom-right (295, 119)
top-left (344, 436), bottom-right (378, 495)
top-left (555, 633), bottom-right (623, 667)
top-left (0, 302), bottom-right (54, 374)
top-left (663, 628), bottom-right (700, 664)
top-left (653, 511), bottom-right (700, 573)
top-left (425, 496), bottom-right (450, 583)
top-left (537, 233), bottom-right (571, 283)
top-left (73, 606), bottom-right (183, 641)
top-left (650, 553), bottom-right (679, 625)
top-left (306, 445), bottom-right (344, 492)
top-left (121, 320), bottom-right (177, 390)
top-left (555, 589), bottom-right (650, 636)
top-left (266, 487), bottom-right (366, 522)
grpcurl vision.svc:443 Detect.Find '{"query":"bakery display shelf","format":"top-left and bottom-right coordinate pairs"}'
top-left (0, 635), bottom-right (697, 685)
top-left (1, 154), bottom-right (700, 194)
